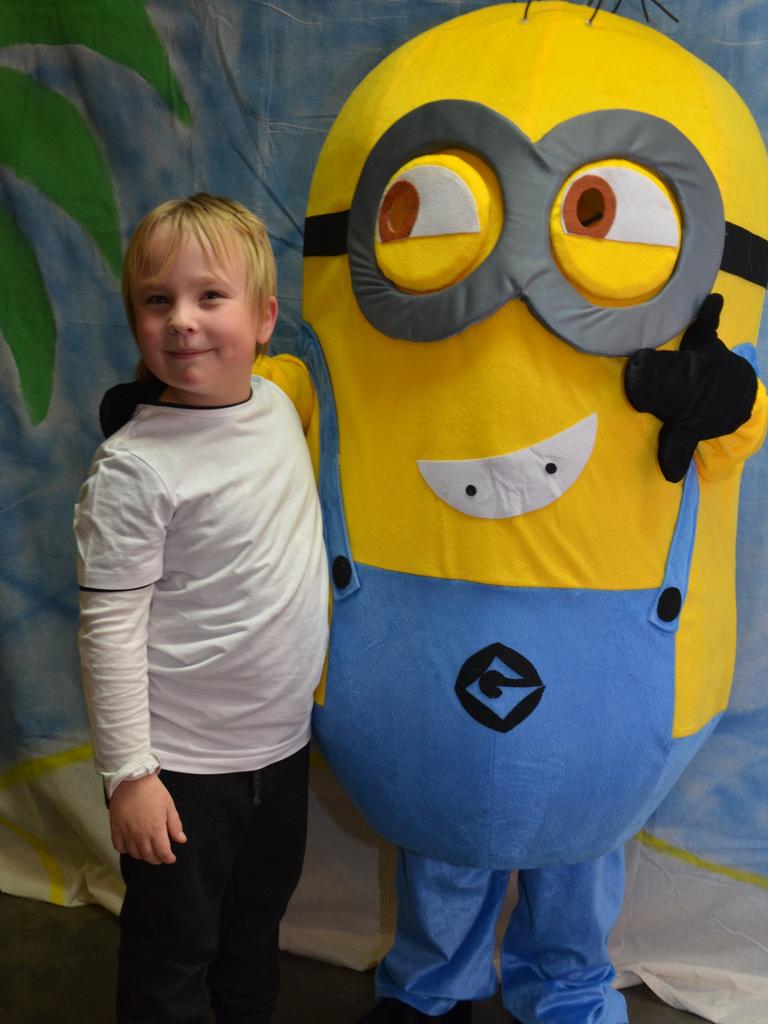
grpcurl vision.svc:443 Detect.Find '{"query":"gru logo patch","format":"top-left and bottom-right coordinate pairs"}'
top-left (455, 643), bottom-right (545, 733)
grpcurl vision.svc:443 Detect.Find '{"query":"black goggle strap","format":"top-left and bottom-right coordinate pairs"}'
top-left (303, 211), bottom-right (768, 290)
top-left (721, 222), bottom-right (768, 288)
top-left (303, 211), bottom-right (350, 257)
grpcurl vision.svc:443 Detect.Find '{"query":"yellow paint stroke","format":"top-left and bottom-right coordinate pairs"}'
top-left (0, 813), bottom-right (66, 905)
top-left (636, 830), bottom-right (768, 891)
top-left (0, 743), bottom-right (93, 791)
top-left (0, 744), bottom-right (94, 905)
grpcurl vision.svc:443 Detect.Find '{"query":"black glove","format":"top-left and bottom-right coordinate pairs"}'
top-left (99, 375), bottom-right (165, 438)
top-left (624, 294), bottom-right (758, 483)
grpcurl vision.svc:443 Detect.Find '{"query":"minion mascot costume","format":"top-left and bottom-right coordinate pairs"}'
top-left (290, 2), bottom-right (768, 1022)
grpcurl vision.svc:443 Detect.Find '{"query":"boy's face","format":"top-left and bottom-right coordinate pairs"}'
top-left (133, 228), bottom-right (277, 406)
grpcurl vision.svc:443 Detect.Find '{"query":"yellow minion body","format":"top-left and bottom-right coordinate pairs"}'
top-left (296, 2), bottom-right (768, 745)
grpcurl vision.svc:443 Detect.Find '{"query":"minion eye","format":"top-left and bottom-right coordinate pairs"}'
top-left (551, 160), bottom-right (682, 307)
top-left (562, 166), bottom-right (680, 247)
top-left (374, 152), bottom-right (502, 294)
top-left (377, 166), bottom-right (481, 243)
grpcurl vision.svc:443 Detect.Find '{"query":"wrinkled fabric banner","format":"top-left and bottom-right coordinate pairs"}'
top-left (0, 2), bottom-right (766, 1019)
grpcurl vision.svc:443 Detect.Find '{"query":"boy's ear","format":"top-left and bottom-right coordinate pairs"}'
top-left (256, 296), bottom-right (278, 346)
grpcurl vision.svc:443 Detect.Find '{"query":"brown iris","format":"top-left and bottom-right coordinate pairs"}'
top-left (379, 179), bottom-right (420, 242)
top-left (563, 174), bottom-right (617, 238)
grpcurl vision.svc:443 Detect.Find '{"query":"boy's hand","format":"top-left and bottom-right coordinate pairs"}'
top-left (109, 774), bottom-right (187, 865)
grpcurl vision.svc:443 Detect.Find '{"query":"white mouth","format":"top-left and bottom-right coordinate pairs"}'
top-left (417, 413), bottom-right (597, 519)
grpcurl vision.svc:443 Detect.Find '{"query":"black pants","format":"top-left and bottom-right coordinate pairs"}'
top-left (116, 744), bottom-right (309, 1024)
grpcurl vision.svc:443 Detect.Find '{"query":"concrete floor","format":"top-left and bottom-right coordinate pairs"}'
top-left (0, 890), bottom-right (707, 1023)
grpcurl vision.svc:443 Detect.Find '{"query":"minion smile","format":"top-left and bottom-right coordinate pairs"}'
top-left (417, 413), bottom-right (597, 519)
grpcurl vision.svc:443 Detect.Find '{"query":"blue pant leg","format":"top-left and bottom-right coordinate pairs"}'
top-left (501, 848), bottom-right (628, 1024)
top-left (376, 847), bottom-right (510, 1015)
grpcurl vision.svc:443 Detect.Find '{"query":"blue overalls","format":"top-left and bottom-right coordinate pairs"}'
top-left (295, 322), bottom-right (726, 1022)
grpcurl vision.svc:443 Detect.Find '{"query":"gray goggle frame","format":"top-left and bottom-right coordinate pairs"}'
top-left (345, 100), bottom-right (725, 357)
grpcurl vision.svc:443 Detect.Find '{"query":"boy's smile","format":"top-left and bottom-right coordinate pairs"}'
top-left (134, 229), bottom-right (277, 406)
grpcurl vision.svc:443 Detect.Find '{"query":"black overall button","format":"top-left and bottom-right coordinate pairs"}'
top-left (657, 586), bottom-right (682, 622)
top-left (332, 555), bottom-right (352, 589)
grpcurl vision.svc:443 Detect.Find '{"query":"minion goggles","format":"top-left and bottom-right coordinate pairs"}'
top-left (304, 101), bottom-right (768, 357)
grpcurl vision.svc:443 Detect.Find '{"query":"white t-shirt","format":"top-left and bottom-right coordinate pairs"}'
top-left (74, 377), bottom-right (328, 774)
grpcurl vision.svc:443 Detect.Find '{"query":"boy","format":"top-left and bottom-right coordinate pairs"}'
top-left (74, 194), bottom-right (328, 1024)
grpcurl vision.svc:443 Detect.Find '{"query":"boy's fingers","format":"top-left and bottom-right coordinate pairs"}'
top-left (118, 828), bottom-right (166, 865)
top-left (138, 836), bottom-right (163, 865)
top-left (153, 831), bottom-right (176, 864)
top-left (167, 805), bottom-right (187, 844)
top-left (150, 828), bottom-right (176, 865)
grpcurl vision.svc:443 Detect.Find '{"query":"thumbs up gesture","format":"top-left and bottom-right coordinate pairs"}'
top-left (624, 294), bottom-right (758, 482)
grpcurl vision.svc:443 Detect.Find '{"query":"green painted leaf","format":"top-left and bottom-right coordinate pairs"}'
top-left (0, 0), bottom-right (190, 123)
top-left (0, 67), bottom-right (122, 276)
top-left (0, 205), bottom-right (55, 424)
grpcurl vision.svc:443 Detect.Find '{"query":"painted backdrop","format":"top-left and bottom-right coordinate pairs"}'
top-left (0, 3), bottom-right (766, 1022)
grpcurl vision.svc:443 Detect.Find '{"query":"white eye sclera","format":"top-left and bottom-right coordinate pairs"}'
top-left (562, 166), bottom-right (680, 247)
top-left (377, 164), bottom-right (481, 243)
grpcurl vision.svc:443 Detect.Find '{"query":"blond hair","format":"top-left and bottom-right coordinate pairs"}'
top-left (121, 193), bottom-right (276, 338)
